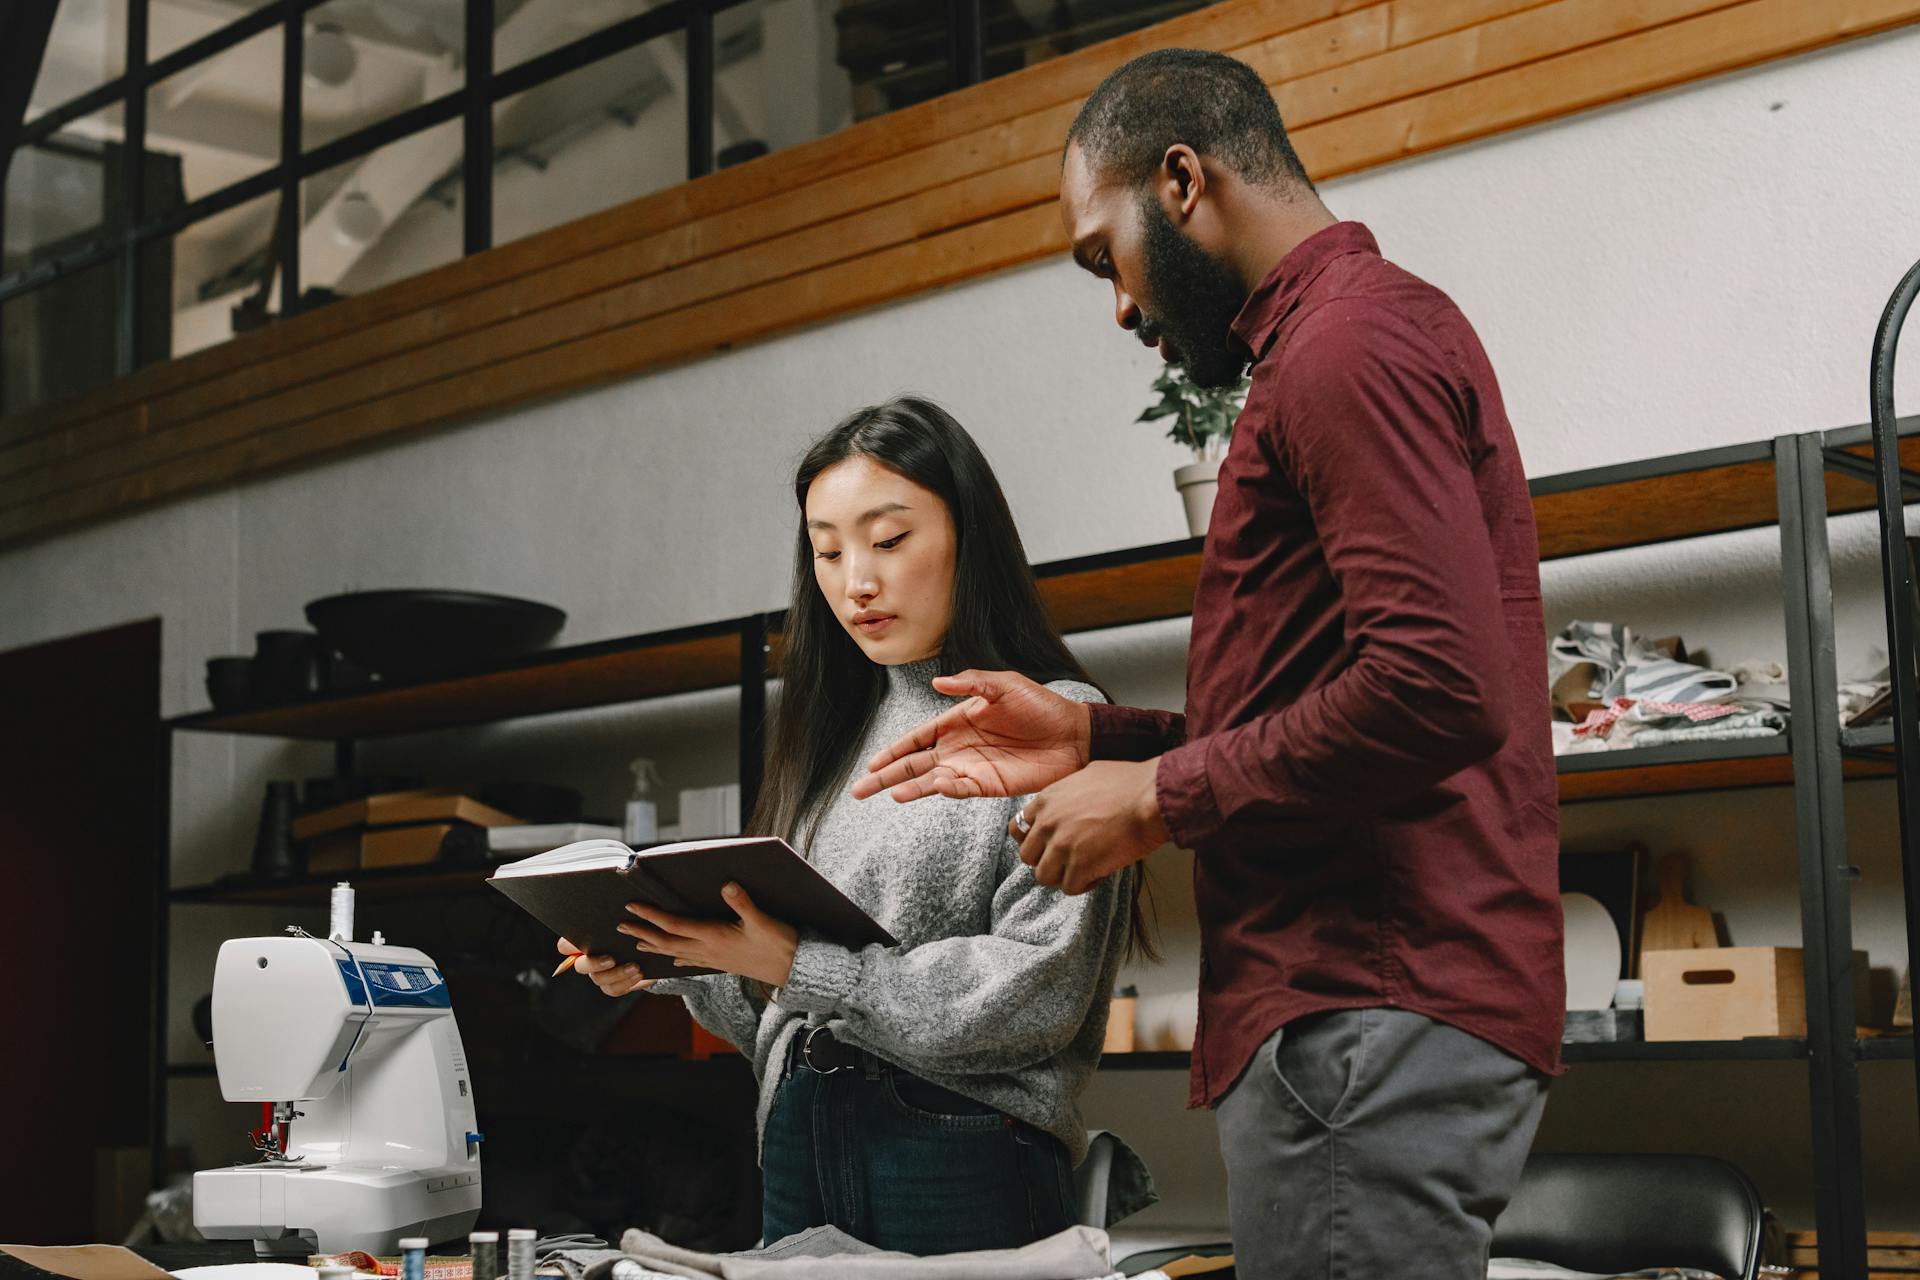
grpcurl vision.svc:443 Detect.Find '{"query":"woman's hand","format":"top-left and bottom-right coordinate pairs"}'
top-left (617, 882), bottom-right (799, 988)
top-left (556, 936), bottom-right (658, 997)
top-left (850, 669), bottom-right (1091, 802)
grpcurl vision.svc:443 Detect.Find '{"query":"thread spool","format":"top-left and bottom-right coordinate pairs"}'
top-left (329, 881), bottom-right (355, 943)
top-left (507, 1229), bottom-right (535, 1280)
top-left (469, 1231), bottom-right (499, 1280)
top-left (398, 1238), bottom-right (427, 1280)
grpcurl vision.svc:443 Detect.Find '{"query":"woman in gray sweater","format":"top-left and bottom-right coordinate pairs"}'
top-left (563, 397), bottom-right (1150, 1254)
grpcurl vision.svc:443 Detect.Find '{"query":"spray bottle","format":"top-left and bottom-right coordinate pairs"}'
top-left (624, 757), bottom-right (661, 845)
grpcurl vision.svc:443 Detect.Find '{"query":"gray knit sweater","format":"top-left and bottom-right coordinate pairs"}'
top-left (650, 659), bottom-right (1129, 1166)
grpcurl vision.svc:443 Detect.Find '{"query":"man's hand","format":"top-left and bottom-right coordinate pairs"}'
top-left (851, 669), bottom-right (1092, 802)
top-left (1012, 759), bottom-right (1170, 895)
top-left (557, 936), bottom-right (659, 997)
top-left (615, 883), bottom-right (799, 987)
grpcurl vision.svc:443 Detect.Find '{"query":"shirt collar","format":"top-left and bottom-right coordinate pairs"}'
top-left (1229, 221), bottom-right (1381, 361)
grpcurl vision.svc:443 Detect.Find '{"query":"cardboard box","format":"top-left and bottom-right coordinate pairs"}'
top-left (292, 789), bottom-right (521, 842)
top-left (304, 821), bottom-right (488, 871)
top-left (0, 1247), bottom-right (172, 1280)
top-left (1103, 994), bottom-right (1138, 1054)
top-left (1643, 946), bottom-right (1868, 1041)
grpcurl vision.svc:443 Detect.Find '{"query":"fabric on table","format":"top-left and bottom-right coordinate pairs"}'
top-left (550, 1223), bottom-right (1119, 1280)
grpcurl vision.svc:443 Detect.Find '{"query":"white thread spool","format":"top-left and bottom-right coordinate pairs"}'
top-left (329, 881), bottom-right (355, 943)
top-left (507, 1229), bottom-right (536, 1280)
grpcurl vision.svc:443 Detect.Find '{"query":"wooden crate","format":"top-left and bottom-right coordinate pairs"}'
top-left (1644, 947), bottom-right (1806, 1041)
top-left (1644, 947), bottom-right (1871, 1041)
top-left (1783, 1231), bottom-right (1920, 1277)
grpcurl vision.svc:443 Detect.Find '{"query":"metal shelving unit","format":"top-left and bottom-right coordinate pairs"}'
top-left (155, 431), bottom-right (1919, 1276)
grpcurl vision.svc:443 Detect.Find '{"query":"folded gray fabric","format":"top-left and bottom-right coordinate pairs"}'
top-left (1626, 708), bottom-right (1785, 747)
top-left (553, 1225), bottom-right (1116, 1280)
top-left (1550, 622), bottom-right (1737, 706)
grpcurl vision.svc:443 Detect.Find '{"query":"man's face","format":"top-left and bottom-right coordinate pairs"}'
top-left (1060, 142), bottom-right (1251, 389)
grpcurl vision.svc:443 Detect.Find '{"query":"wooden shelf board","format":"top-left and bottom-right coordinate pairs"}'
top-left (170, 624), bottom-right (743, 740)
top-left (1035, 538), bottom-right (1206, 634)
top-left (1561, 1038), bottom-right (1808, 1063)
top-left (1527, 421), bottom-right (1920, 561)
top-left (162, 433), bottom-right (1918, 744)
top-left (1558, 739), bottom-right (1893, 804)
top-left (1531, 446), bottom-right (1781, 561)
top-left (1859, 1034), bottom-right (1917, 1062)
top-left (172, 861), bottom-right (499, 904)
top-left (172, 740), bottom-right (1886, 905)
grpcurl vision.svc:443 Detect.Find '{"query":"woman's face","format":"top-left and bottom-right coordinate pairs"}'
top-left (804, 456), bottom-right (957, 666)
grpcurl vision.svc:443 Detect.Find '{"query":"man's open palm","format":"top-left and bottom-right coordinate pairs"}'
top-left (850, 669), bottom-right (1091, 802)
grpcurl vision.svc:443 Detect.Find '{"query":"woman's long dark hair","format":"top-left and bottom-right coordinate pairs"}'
top-left (748, 395), bottom-right (1157, 960)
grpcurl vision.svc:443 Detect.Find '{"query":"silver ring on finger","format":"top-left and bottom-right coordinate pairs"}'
top-left (1014, 808), bottom-right (1032, 836)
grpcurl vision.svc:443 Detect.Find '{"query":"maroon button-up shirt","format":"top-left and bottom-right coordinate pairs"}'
top-left (1091, 221), bottom-right (1564, 1107)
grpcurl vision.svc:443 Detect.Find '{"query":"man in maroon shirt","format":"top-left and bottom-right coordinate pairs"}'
top-left (853, 49), bottom-right (1563, 1279)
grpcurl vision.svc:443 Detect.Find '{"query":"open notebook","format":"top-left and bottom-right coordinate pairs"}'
top-left (490, 836), bottom-right (896, 978)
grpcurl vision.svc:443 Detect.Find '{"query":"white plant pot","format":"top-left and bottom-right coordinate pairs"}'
top-left (1174, 459), bottom-right (1222, 537)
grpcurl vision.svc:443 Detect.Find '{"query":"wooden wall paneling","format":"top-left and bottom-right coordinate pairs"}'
top-left (1383, 0), bottom-right (1559, 49)
top-left (0, 0), bottom-right (1620, 460)
top-left (1271, 0), bottom-right (1749, 125)
top-left (0, 202), bottom-right (1068, 543)
top-left (0, 5), bottom-right (1400, 493)
top-left (0, 154), bottom-right (1071, 511)
top-left (4, 0), bottom-right (1919, 545)
top-left (0, 0), bottom-right (1641, 475)
top-left (1291, 0), bottom-right (1920, 177)
top-left (0, 0), bottom-right (1367, 447)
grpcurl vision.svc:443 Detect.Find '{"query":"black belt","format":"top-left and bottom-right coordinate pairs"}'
top-left (786, 1024), bottom-right (882, 1076)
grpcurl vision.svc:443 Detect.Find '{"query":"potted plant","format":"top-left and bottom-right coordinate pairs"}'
top-left (1137, 362), bottom-right (1251, 536)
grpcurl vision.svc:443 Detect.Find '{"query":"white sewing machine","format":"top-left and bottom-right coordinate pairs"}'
top-left (193, 932), bottom-right (483, 1255)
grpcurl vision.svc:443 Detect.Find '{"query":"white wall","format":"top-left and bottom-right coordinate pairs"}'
top-left (7, 22), bottom-right (1920, 1236)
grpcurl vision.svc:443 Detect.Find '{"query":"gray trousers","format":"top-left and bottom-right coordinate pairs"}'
top-left (1216, 1008), bottom-right (1548, 1280)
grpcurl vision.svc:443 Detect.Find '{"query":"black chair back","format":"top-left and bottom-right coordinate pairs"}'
top-left (1490, 1153), bottom-right (1764, 1280)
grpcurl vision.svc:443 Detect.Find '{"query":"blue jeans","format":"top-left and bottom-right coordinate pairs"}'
top-left (760, 1056), bottom-right (1077, 1254)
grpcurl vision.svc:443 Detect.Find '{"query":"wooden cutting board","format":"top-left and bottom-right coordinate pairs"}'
top-left (1640, 851), bottom-right (1718, 952)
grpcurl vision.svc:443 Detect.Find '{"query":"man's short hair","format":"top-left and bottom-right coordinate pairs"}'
top-left (1066, 48), bottom-right (1313, 192)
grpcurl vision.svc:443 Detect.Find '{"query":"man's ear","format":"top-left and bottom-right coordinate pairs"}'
top-left (1161, 144), bottom-right (1207, 222)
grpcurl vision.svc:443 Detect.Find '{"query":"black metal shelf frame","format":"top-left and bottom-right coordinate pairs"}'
top-left (0, 0), bottom-right (997, 383)
top-left (148, 430), bottom-right (1920, 1272)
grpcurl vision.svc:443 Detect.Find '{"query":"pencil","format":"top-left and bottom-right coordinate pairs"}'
top-left (553, 953), bottom-right (581, 977)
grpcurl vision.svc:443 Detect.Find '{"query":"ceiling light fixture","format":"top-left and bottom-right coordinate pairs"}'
top-left (305, 21), bottom-right (357, 88)
top-left (333, 190), bottom-right (384, 247)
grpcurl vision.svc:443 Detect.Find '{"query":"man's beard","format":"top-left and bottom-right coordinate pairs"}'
top-left (1135, 192), bottom-right (1252, 389)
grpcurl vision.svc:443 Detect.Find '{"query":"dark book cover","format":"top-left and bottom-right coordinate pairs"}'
top-left (490, 837), bottom-right (897, 978)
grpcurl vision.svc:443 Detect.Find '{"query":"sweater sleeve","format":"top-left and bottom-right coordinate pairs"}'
top-left (648, 974), bottom-right (766, 1051)
top-left (776, 857), bottom-right (1131, 1076)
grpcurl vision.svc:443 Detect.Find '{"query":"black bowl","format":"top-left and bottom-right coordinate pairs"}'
top-left (252, 629), bottom-right (322, 701)
top-left (304, 590), bottom-right (566, 681)
top-left (205, 656), bottom-right (255, 711)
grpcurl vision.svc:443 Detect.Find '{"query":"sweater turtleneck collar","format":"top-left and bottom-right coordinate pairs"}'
top-left (882, 655), bottom-right (949, 708)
